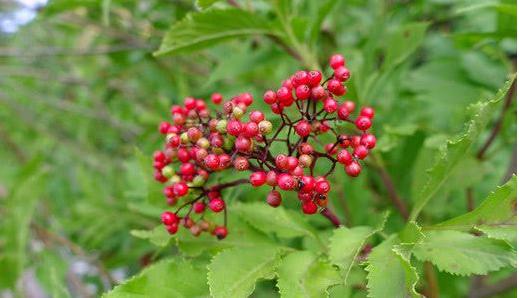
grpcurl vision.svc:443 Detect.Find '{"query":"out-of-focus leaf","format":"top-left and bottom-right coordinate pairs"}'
top-left (35, 250), bottom-right (70, 298)
top-left (431, 176), bottom-right (516, 231)
top-left (409, 77), bottom-right (515, 221)
top-left (196, 0), bottom-right (220, 9)
top-left (277, 251), bottom-right (341, 298)
top-left (103, 259), bottom-right (208, 297)
top-left (155, 8), bottom-right (281, 56)
top-left (308, 0), bottom-right (338, 45)
top-left (412, 230), bottom-right (516, 276)
top-left (382, 22), bottom-right (429, 71)
top-left (0, 161), bottom-right (46, 289)
top-left (131, 226), bottom-right (171, 247)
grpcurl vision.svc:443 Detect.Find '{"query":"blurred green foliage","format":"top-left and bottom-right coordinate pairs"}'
top-left (0, 0), bottom-right (516, 297)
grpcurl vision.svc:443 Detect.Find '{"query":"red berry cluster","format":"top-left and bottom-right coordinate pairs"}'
top-left (153, 54), bottom-right (376, 239)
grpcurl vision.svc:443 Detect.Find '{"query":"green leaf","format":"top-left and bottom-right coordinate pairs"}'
top-left (0, 162), bottom-right (47, 289)
top-left (308, 0), bottom-right (338, 45)
top-left (207, 246), bottom-right (283, 298)
top-left (277, 251), bottom-right (341, 298)
top-left (234, 202), bottom-right (318, 239)
top-left (35, 250), bottom-right (70, 298)
top-left (103, 259), bottom-right (208, 297)
top-left (412, 230), bottom-right (516, 276)
top-left (155, 8), bottom-right (281, 56)
top-left (131, 226), bottom-right (171, 247)
top-left (475, 225), bottom-right (517, 244)
top-left (196, 0), bottom-right (220, 9)
top-left (409, 77), bottom-right (516, 221)
top-left (431, 176), bottom-right (517, 231)
top-left (328, 212), bottom-right (388, 283)
top-left (383, 22), bottom-right (429, 71)
top-left (365, 236), bottom-right (421, 298)
top-left (176, 214), bottom-right (275, 256)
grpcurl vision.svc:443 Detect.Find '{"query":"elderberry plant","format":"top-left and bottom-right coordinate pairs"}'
top-left (153, 54), bottom-right (377, 239)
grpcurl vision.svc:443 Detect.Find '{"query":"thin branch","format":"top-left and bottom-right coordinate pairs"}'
top-left (476, 77), bottom-right (516, 159)
top-left (469, 272), bottom-right (517, 298)
top-left (371, 157), bottom-right (410, 220)
top-left (423, 262), bottom-right (440, 298)
top-left (320, 208), bottom-right (341, 227)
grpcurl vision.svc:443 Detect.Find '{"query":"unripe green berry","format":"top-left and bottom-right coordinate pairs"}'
top-left (180, 132), bottom-right (189, 144)
top-left (216, 120), bottom-right (228, 133)
top-left (258, 120), bottom-right (273, 135)
top-left (191, 175), bottom-right (206, 187)
top-left (196, 137), bottom-right (210, 149)
top-left (232, 106), bottom-right (244, 119)
top-left (170, 175), bottom-right (181, 183)
top-left (161, 165), bottom-right (175, 178)
top-left (223, 136), bottom-right (235, 151)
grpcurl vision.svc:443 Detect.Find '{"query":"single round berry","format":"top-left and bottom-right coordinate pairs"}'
top-left (361, 134), bottom-right (377, 149)
top-left (193, 202), bottom-right (206, 213)
top-left (302, 200), bottom-right (318, 214)
top-left (295, 85), bottom-right (311, 100)
top-left (235, 136), bottom-right (252, 152)
top-left (209, 198), bottom-right (225, 212)
top-left (184, 97), bottom-right (197, 110)
top-left (263, 90), bottom-right (277, 104)
top-left (250, 171), bottom-right (267, 187)
top-left (277, 173), bottom-right (296, 190)
top-left (315, 180), bottom-right (331, 194)
top-left (311, 86), bottom-right (326, 100)
top-left (249, 110), bottom-right (265, 123)
top-left (159, 122), bottom-right (171, 134)
top-left (329, 54), bottom-right (345, 69)
top-left (354, 145), bottom-right (369, 160)
top-left (345, 161), bottom-right (362, 177)
top-left (277, 87), bottom-right (292, 103)
top-left (334, 66), bottom-right (351, 82)
top-left (360, 107), bottom-right (375, 119)
top-left (161, 211), bottom-right (178, 225)
top-left (243, 122), bottom-right (259, 138)
top-left (211, 93), bottom-right (223, 104)
top-left (355, 116), bottom-right (372, 131)
top-left (214, 226), bottom-right (228, 240)
top-left (226, 120), bottom-right (243, 136)
top-left (337, 149), bottom-right (353, 165)
top-left (166, 223), bottom-right (179, 234)
top-left (266, 190), bottom-right (282, 207)
top-left (337, 104), bottom-right (350, 120)
top-left (233, 156), bottom-right (249, 171)
top-left (258, 120), bottom-right (273, 134)
top-left (327, 79), bottom-right (346, 96)
top-left (293, 70), bottom-right (309, 86)
top-left (266, 171), bottom-right (278, 186)
top-left (307, 70), bottom-right (322, 87)
top-left (204, 154), bottom-right (219, 169)
top-left (295, 120), bottom-right (312, 137)
top-left (173, 182), bottom-right (189, 197)
top-left (286, 156), bottom-right (299, 170)
top-left (275, 154), bottom-right (288, 169)
top-left (324, 98), bottom-right (338, 113)
top-left (299, 176), bottom-right (315, 192)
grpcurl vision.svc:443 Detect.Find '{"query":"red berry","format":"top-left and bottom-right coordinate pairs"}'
top-left (218, 154), bottom-right (231, 169)
top-left (345, 161), bottom-right (362, 177)
top-left (227, 120), bottom-right (242, 136)
top-left (180, 163), bottom-right (196, 176)
top-left (286, 156), bottom-right (299, 170)
top-left (360, 107), bottom-right (375, 119)
top-left (277, 174), bottom-right (296, 190)
top-left (249, 111), bottom-right (265, 123)
top-left (173, 182), bottom-right (189, 197)
top-left (355, 116), bottom-right (372, 130)
top-left (266, 190), bottom-right (282, 207)
top-left (277, 87), bottom-right (292, 103)
top-left (308, 70), bottom-right (322, 87)
top-left (354, 145), bottom-right (369, 160)
top-left (177, 148), bottom-right (191, 163)
top-left (329, 54), bottom-right (345, 69)
top-left (184, 97), bottom-right (196, 110)
top-left (250, 171), bottom-right (267, 187)
top-left (209, 198), bottom-right (225, 212)
top-left (166, 223), bottom-right (179, 234)
top-left (233, 156), bottom-right (249, 171)
top-left (334, 66), bottom-right (351, 82)
top-left (240, 93), bottom-right (254, 106)
top-left (204, 154), bottom-right (219, 169)
top-left (161, 211), bottom-right (178, 225)
top-left (293, 70), bottom-right (309, 86)
top-left (361, 134), bottom-right (377, 149)
top-left (193, 202), bottom-right (206, 213)
top-left (291, 166), bottom-right (304, 176)
top-left (154, 150), bottom-right (166, 162)
top-left (299, 176), bottom-right (315, 192)
top-left (159, 122), bottom-right (171, 134)
top-left (211, 93), bottom-right (223, 104)
top-left (275, 154), bottom-right (288, 170)
top-left (263, 90), bottom-right (277, 104)
top-left (337, 149), bottom-right (353, 165)
top-left (214, 226), bottom-right (228, 240)
top-left (324, 143), bottom-right (338, 154)
top-left (266, 171), bottom-right (278, 186)
top-left (302, 200), bottom-right (318, 214)
top-left (299, 143), bottom-right (314, 154)
top-left (337, 104), bottom-right (350, 120)
top-left (315, 180), bottom-right (331, 194)
top-left (324, 98), bottom-right (338, 113)
top-left (235, 136), bottom-right (252, 153)
top-left (344, 101), bottom-right (355, 112)
top-left (295, 120), bottom-right (312, 137)
top-left (311, 86), bottom-right (326, 100)
top-left (208, 191), bottom-right (221, 200)
top-left (243, 122), bottom-right (259, 138)
top-left (271, 103), bottom-right (283, 114)
top-left (327, 79), bottom-right (346, 96)
top-left (295, 85), bottom-right (311, 100)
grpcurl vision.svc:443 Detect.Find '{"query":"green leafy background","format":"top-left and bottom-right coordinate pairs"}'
top-left (0, 0), bottom-right (516, 297)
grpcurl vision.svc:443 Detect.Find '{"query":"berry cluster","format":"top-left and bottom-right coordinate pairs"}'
top-left (153, 54), bottom-right (376, 239)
